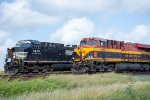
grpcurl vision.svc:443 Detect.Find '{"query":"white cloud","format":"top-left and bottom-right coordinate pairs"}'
top-left (98, 25), bottom-right (150, 44)
top-left (50, 17), bottom-right (150, 45)
top-left (49, 18), bottom-right (95, 44)
top-left (122, 0), bottom-right (150, 13)
top-left (0, 0), bottom-right (60, 30)
top-left (30, 0), bottom-right (150, 16)
top-left (0, 30), bottom-right (17, 56)
top-left (0, 0), bottom-right (149, 34)
top-left (0, 38), bottom-right (15, 54)
top-left (0, 0), bottom-right (149, 33)
top-left (127, 25), bottom-right (150, 43)
top-left (30, 0), bottom-right (119, 15)
top-left (0, 30), bottom-right (12, 45)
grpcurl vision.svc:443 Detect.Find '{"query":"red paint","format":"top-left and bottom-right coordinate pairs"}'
top-left (79, 37), bottom-right (150, 52)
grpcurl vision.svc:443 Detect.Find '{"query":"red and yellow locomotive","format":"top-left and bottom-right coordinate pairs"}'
top-left (72, 37), bottom-right (150, 73)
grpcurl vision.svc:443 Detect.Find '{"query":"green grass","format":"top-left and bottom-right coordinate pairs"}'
top-left (0, 73), bottom-right (150, 100)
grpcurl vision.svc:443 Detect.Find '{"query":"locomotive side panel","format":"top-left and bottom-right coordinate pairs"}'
top-left (4, 40), bottom-right (75, 75)
top-left (72, 37), bottom-right (150, 74)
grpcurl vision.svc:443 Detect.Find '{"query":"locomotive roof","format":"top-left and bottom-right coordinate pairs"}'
top-left (17, 40), bottom-right (40, 44)
top-left (82, 37), bottom-right (150, 49)
top-left (82, 37), bottom-right (123, 42)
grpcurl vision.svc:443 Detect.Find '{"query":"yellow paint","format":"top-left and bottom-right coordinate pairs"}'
top-left (74, 47), bottom-right (150, 56)
top-left (84, 58), bottom-right (123, 62)
top-left (73, 47), bottom-right (150, 63)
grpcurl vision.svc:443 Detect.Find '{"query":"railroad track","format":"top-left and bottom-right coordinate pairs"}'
top-left (0, 71), bottom-right (71, 80)
top-left (122, 71), bottom-right (150, 77)
top-left (0, 71), bottom-right (149, 80)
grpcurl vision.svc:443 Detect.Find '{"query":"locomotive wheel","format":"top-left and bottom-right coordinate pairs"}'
top-left (71, 67), bottom-right (89, 74)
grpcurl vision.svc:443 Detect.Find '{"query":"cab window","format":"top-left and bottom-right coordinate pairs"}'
top-left (90, 40), bottom-right (97, 45)
top-left (80, 41), bottom-right (87, 45)
top-left (100, 41), bottom-right (106, 47)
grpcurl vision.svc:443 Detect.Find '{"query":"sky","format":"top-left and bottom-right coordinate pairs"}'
top-left (0, 0), bottom-right (150, 69)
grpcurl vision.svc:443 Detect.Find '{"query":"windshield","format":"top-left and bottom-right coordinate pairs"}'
top-left (16, 40), bottom-right (40, 48)
top-left (16, 43), bottom-right (31, 48)
top-left (80, 41), bottom-right (87, 45)
top-left (80, 40), bottom-right (97, 45)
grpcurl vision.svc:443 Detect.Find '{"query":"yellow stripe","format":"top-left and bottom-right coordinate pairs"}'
top-left (74, 56), bottom-right (150, 63)
top-left (93, 48), bottom-right (149, 54)
top-left (85, 58), bottom-right (150, 63)
top-left (74, 47), bottom-right (150, 57)
top-left (74, 47), bottom-right (150, 63)
top-left (85, 58), bottom-right (123, 62)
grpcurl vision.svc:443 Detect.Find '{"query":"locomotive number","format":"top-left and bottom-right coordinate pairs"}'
top-left (32, 49), bottom-right (41, 54)
top-left (33, 50), bottom-right (41, 53)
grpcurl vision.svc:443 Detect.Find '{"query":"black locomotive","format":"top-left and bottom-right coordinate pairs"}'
top-left (4, 40), bottom-right (76, 75)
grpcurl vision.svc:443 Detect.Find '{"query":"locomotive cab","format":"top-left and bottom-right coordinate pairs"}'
top-left (80, 37), bottom-right (110, 49)
top-left (74, 38), bottom-right (107, 59)
top-left (80, 38), bottom-right (100, 48)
